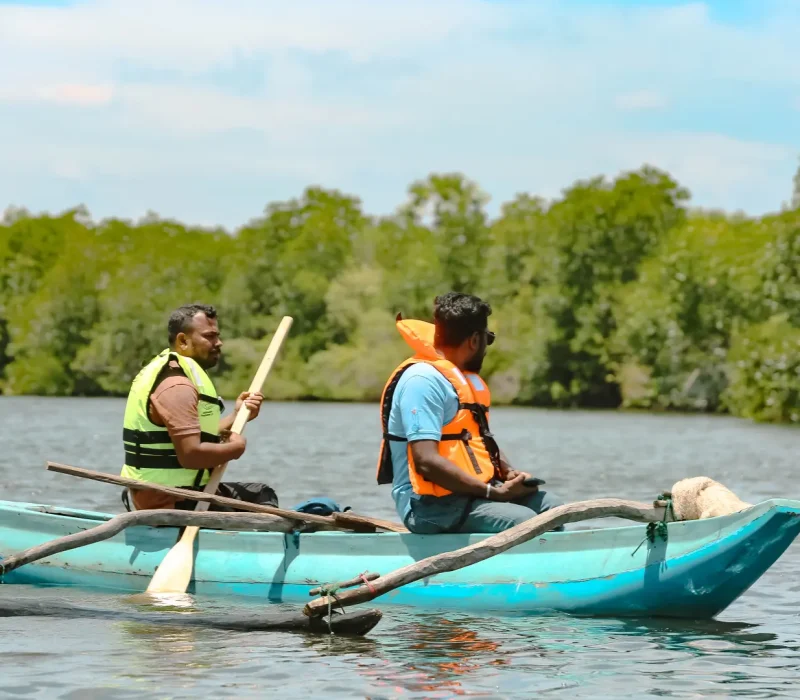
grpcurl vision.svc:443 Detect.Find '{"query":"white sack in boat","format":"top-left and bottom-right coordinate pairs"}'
top-left (666, 477), bottom-right (752, 521)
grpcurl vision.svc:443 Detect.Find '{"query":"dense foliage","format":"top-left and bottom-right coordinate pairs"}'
top-left (1, 167), bottom-right (798, 424)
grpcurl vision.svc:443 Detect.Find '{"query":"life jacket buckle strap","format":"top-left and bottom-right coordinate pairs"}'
top-left (464, 442), bottom-right (483, 475)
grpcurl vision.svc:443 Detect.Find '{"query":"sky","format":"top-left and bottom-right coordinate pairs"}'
top-left (0, 0), bottom-right (798, 229)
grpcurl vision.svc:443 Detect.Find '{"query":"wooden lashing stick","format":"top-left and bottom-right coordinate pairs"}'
top-left (305, 498), bottom-right (675, 617)
top-left (309, 572), bottom-right (380, 597)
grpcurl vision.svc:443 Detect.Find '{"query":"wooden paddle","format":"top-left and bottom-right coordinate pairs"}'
top-left (145, 315), bottom-right (294, 594)
top-left (45, 462), bottom-right (408, 532)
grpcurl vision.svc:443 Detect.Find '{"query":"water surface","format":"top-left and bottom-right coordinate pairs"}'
top-left (1, 398), bottom-right (798, 698)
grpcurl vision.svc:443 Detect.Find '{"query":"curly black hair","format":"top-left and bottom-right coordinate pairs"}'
top-left (433, 292), bottom-right (492, 347)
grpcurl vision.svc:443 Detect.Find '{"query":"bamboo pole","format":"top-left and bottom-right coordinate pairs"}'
top-left (0, 509), bottom-right (303, 576)
top-left (46, 462), bottom-right (406, 532)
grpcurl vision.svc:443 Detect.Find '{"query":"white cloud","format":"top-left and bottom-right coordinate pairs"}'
top-left (49, 159), bottom-right (87, 181)
top-left (0, 82), bottom-right (114, 106)
top-left (600, 132), bottom-right (793, 207)
top-left (0, 0), bottom-right (505, 67)
top-left (114, 84), bottom-right (401, 136)
top-left (615, 90), bottom-right (668, 111)
top-left (403, 129), bottom-right (793, 212)
top-left (0, 0), bottom-right (798, 226)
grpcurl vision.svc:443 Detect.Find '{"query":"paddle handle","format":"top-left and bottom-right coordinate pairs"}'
top-left (231, 315), bottom-right (294, 436)
top-left (195, 315), bottom-right (293, 509)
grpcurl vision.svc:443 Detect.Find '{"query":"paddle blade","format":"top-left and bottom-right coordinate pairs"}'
top-left (145, 526), bottom-right (199, 594)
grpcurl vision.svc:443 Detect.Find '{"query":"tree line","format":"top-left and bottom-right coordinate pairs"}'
top-left (1, 166), bottom-right (798, 424)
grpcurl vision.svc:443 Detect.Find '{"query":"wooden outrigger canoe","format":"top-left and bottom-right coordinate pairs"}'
top-left (2, 497), bottom-right (799, 618)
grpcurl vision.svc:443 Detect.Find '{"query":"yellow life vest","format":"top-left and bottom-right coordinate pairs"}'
top-left (376, 317), bottom-right (499, 497)
top-left (120, 349), bottom-right (222, 488)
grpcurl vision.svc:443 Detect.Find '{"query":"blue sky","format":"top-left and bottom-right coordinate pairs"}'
top-left (0, 0), bottom-right (798, 229)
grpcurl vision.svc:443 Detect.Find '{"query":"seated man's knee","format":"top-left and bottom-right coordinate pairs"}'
top-left (538, 490), bottom-right (563, 509)
top-left (496, 512), bottom-right (530, 530)
top-left (467, 503), bottom-right (535, 533)
top-left (515, 490), bottom-right (566, 531)
top-left (539, 491), bottom-right (565, 531)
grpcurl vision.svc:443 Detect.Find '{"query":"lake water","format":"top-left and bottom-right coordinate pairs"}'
top-left (1, 397), bottom-right (799, 698)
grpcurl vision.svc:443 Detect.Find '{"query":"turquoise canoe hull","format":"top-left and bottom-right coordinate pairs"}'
top-left (1, 499), bottom-right (799, 618)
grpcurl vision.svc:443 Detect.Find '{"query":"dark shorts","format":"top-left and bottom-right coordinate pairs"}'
top-left (178, 481), bottom-right (279, 511)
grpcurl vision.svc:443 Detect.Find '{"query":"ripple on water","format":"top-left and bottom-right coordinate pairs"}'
top-left (1, 400), bottom-right (799, 698)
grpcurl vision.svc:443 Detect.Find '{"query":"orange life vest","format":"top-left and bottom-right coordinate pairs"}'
top-left (376, 316), bottom-right (500, 497)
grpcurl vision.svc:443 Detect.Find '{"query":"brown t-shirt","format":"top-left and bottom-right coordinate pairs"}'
top-left (131, 359), bottom-right (203, 511)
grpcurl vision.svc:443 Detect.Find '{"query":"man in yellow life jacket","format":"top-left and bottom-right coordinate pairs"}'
top-left (377, 292), bottom-right (563, 534)
top-left (120, 303), bottom-right (278, 511)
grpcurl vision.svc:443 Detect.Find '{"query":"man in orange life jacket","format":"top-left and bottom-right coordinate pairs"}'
top-left (376, 292), bottom-right (563, 534)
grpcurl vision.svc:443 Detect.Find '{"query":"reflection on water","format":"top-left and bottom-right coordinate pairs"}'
top-left (123, 591), bottom-right (200, 612)
top-left (1, 584), bottom-right (800, 698)
top-left (1, 398), bottom-right (799, 698)
top-left (359, 616), bottom-right (509, 697)
top-left (117, 622), bottom-right (206, 664)
top-left (352, 611), bottom-right (791, 697)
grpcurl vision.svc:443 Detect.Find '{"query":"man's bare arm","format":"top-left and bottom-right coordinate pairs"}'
top-left (171, 432), bottom-right (246, 471)
top-left (410, 441), bottom-right (530, 501)
top-left (151, 381), bottom-right (248, 470)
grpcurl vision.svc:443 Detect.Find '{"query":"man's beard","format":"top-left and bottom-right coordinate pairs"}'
top-left (464, 353), bottom-right (484, 373)
top-left (197, 353), bottom-right (220, 370)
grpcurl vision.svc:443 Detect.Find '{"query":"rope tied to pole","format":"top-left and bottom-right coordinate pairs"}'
top-left (359, 572), bottom-right (377, 595)
top-left (315, 582), bottom-right (345, 634)
top-left (632, 494), bottom-right (673, 556)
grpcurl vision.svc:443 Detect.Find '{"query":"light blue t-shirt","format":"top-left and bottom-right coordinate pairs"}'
top-left (387, 363), bottom-right (459, 522)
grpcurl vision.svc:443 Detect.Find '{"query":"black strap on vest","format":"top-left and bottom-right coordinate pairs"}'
top-left (123, 427), bottom-right (221, 445)
top-left (457, 402), bottom-right (501, 472)
top-left (123, 451), bottom-right (183, 469)
top-left (376, 364), bottom-right (416, 484)
top-left (198, 393), bottom-right (225, 411)
top-left (193, 468), bottom-right (208, 489)
top-left (384, 428), bottom-right (485, 477)
top-left (123, 428), bottom-right (221, 470)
